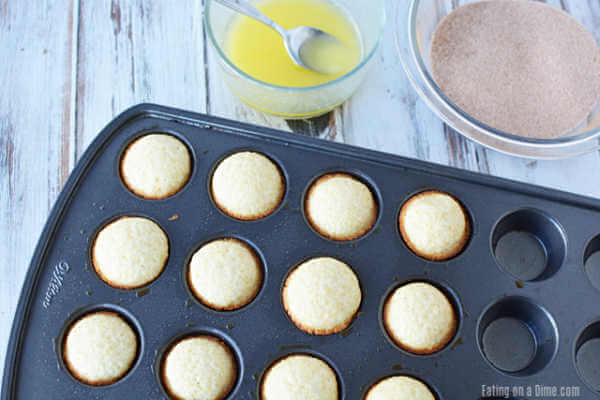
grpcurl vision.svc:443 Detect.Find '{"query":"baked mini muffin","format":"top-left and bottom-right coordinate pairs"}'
top-left (188, 238), bottom-right (263, 311)
top-left (120, 134), bottom-right (191, 199)
top-left (399, 190), bottom-right (470, 261)
top-left (365, 376), bottom-right (435, 400)
top-left (162, 335), bottom-right (237, 400)
top-left (211, 151), bottom-right (285, 220)
top-left (261, 354), bottom-right (338, 400)
top-left (63, 311), bottom-right (137, 385)
top-left (92, 216), bottom-right (169, 289)
top-left (282, 257), bottom-right (361, 335)
top-left (383, 282), bottom-right (456, 355)
top-left (305, 173), bottom-right (377, 241)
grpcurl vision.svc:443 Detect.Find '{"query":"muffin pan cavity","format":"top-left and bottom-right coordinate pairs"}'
top-left (398, 190), bottom-right (472, 262)
top-left (184, 235), bottom-right (266, 313)
top-left (380, 278), bottom-right (462, 356)
top-left (302, 169), bottom-right (382, 242)
top-left (584, 235), bottom-right (600, 292)
top-left (574, 320), bottom-right (600, 393)
top-left (155, 329), bottom-right (243, 400)
top-left (209, 150), bottom-right (287, 221)
top-left (89, 214), bottom-right (170, 290)
top-left (5, 105), bottom-right (600, 399)
top-left (119, 132), bottom-right (194, 200)
top-left (258, 351), bottom-right (344, 400)
top-left (477, 296), bottom-right (558, 376)
top-left (281, 256), bottom-right (362, 335)
top-left (491, 209), bottom-right (566, 282)
top-left (57, 304), bottom-right (144, 387)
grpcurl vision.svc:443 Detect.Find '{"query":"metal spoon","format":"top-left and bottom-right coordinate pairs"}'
top-left (214, 0), bottom-right (345, 74)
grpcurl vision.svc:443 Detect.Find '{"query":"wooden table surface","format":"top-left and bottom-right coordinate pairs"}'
top-left (1, 0), bottom-right (599, 380)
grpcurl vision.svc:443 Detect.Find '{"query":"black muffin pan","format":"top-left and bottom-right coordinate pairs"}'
top-left (3, 104), bottom-right (600, 399)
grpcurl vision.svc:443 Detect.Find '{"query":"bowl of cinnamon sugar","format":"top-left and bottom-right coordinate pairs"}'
top-left (396, 0), bottom-right (600, 159)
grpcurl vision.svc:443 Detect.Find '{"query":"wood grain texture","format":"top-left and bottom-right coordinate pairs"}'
top-left (0, 0), bottom-right (78, 379)
top-left (76, 0), bottom-right (206, 155)
top-left (1, 0), bottom-right (599, 382)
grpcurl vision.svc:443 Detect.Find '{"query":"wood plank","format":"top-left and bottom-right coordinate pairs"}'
top-left (343, 8), bottom-right (456, 166)
top-left (76, 0), bottom-right (206, 155)
top-left (0, 0), bottom-right (78, 379)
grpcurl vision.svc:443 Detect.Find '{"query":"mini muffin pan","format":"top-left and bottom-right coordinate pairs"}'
top-left (3, 104), bottom-right (600, 399)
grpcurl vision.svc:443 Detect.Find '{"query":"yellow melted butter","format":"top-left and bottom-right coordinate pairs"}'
top-left (226, 0), bottom-right (362, 87)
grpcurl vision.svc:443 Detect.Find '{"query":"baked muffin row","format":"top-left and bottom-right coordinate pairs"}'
top-left (61, 310), bottom-right (438, 400)
top-left (90, 221), bottom-right (458, 350)
top-left (120, 134), bottom-right (471, 260)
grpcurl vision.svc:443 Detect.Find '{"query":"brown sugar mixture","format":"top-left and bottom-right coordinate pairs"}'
top-left (430, 0), bottom-right (600, 139)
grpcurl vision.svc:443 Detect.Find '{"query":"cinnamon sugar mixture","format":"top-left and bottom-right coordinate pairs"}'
top-left (431, 0), bottom-right (600, 139)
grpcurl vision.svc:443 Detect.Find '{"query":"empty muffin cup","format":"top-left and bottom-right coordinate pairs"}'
top-left (491, 209), bottom-right (566, 281)
top-left (574, 320), bottom-right (600, 393)
top-left (477, 296), bottom-right (558, 376)
top-left (584, 235), bottom-right (600, 292)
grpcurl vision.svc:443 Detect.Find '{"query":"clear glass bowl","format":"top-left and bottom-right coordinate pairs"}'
top-left (396, 0), bottom-right (600, 159)
top-left (205, 0), bottom-right (386, 119)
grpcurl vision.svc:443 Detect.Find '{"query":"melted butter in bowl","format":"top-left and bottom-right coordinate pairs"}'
top-left (206, 0), bottom-right (385, 118)
top-left (299, 33), bottom-right (356, 76)
top-left (226, 0), bottom-right (362, 87)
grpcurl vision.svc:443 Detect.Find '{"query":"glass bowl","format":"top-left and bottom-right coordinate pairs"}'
top-left (396, 0), bottom-right (600, 159)
top-left (205, 0), bottom-right (386, 119)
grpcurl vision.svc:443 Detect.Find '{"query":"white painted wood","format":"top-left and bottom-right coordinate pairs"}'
top-left (0, 0), bottom-right (78, 381)
top-left (75, 0), bottom-right (206, 155)
top-left (1, 0), bottom-right (599, 383)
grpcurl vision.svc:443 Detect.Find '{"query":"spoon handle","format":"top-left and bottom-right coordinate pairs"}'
top-left (212, 0), bottom-right (286, 36)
